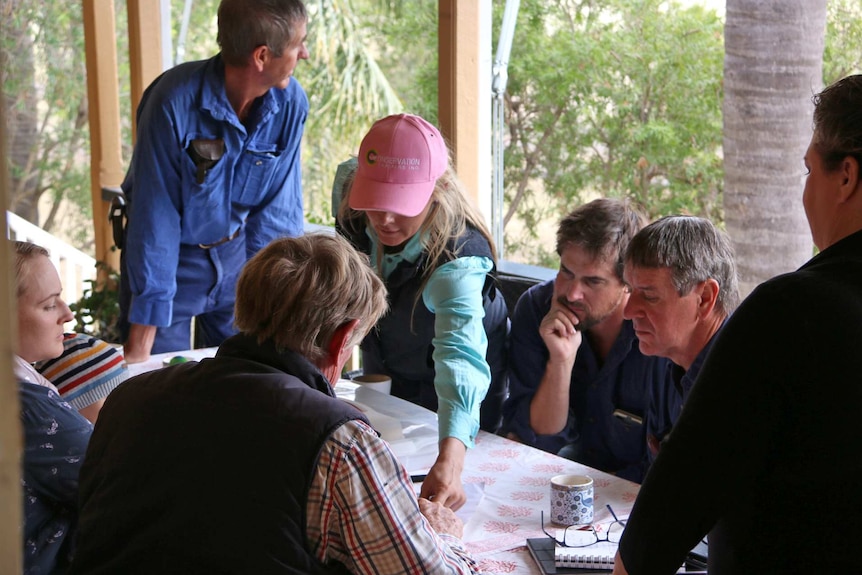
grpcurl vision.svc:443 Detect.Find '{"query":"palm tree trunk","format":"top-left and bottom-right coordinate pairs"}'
top-left (723, 0), bottom-right (828, 296)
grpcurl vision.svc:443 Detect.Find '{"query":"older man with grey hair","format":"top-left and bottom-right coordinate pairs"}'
top-left (622, 215), bottom-right (739, 461)
top-left (72, 233), bottom-right (483, 575)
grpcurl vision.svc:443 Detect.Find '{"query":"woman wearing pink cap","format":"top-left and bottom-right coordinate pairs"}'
top-left (337, 113), bottom-right (508, 510)
top-left (339, 114), bottom-right (508, 509)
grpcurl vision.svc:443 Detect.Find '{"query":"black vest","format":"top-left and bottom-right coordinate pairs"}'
top-left (71, 334), bottom-right (364, 575)
top-left (344, 224), bottom-right (509, 432)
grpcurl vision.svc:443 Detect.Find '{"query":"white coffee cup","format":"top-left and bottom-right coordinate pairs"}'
top-left (549, 474), bottom-right (594, 526)
top-left (352, 373), bottom-right (392, 395)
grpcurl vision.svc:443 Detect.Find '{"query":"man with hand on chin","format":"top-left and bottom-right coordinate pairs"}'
top-left (502, 199), bottom-right (668, 483)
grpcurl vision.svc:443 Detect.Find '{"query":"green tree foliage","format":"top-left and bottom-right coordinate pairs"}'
top-left (1, 0), bottom-right (857, 267)
top-left (500, 0), bottom-right (724, 265)
top-left (69, 261), bottom-right (122, 342)
top-left (365, 0), bottom-right (439, 122)
top-left (823, 0), bottom-right (862, 84)
top-left (301, 0), bottom-right (404, 223)
top-left (1, 0), bottom-right (93, 247)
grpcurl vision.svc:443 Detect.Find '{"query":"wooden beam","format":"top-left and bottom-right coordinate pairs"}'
top-left (83, 0), bottom-right (124, 273)
top-left (438, 0), bottom-right (491, 220)
top-left (127, 0), bottom-right (164, 141)
top-left (0, 45), bottom-right (23, 575)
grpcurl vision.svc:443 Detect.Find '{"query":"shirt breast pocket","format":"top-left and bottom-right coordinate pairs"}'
top-left (181, 135), bottom-right (228, 209)
top-left (233, 143), bottom-right (285, 205)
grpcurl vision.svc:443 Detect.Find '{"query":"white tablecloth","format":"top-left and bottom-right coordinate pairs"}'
top-left (461, 431), bottom-right (639, 574)
top-left (125, 349), bottom-right (640, 574)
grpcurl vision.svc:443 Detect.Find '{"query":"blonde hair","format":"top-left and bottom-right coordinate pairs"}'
top-left (12, 240), bottom-right (50, 298)
top-left (233, 233), bottom-right (388, 362)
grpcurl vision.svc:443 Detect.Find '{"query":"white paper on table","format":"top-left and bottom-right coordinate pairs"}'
top-left (456, 482), bottom-right (485, 523)
top-left (339, 399), bottom-right (405, 441)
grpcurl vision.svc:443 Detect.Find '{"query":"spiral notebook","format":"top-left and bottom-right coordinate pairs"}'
top-left (555, 540), bottom-right (617, 569)
top-left (525, 538), bottom-right (708, 574)
top-left (526, 538), bottom-right (615, 573)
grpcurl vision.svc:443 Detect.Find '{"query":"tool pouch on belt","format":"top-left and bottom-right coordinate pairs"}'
top-left (187, 138), bottom-right (225, 184)
top-left (101, 186), bottom-right (127, 250)
top-left (110, 194), bottom-right (126, 250)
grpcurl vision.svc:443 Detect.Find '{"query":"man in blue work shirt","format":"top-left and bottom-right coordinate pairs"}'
top-left (502, 199), bottom-right (667, 483)
top-left (119, 0), bottom-right (309, 363)
top-left (623, 216), bottom-right (739, 464)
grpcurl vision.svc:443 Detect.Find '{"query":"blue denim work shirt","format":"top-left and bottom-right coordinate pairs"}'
top-left (123, 55), bottom-right (308, 327)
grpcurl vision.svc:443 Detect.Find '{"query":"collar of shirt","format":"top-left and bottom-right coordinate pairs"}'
top-left (13, 355), bottom-right (59, 394)
top-left (366, 228), bottom-right (426, 278)
top-left (200, 55), bottom-right (279, 132)
top-left (672, 320), bottom-right (725, 399)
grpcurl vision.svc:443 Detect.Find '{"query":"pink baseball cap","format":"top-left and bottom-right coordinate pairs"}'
top-left (349, 114), bottom-right (448, 217)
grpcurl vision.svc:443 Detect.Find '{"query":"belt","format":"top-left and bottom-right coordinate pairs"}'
top-left (198, 228), bottom-right (241, 249)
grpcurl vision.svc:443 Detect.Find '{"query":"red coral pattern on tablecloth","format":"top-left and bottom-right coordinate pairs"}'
top-left (478, 461), bottom-right (511, 472)
top-left (622, 490), bottom-right (638, 503)
top-left (477, 558), bottom-right (518, 573)
top-left (482, 520), bottom-right (521, 534)
top-left (510, 490), bottom-right (544, 501)
top-left (518, 476), bottom-right (549, 487)
top-left (530, 462), bottom-right (566, 474)
top-left (594, 477), bottom-right (612, 488)
top-left (488, 448), bottom-right (520, 459)
top-left (466, 535), bottom-right (522, 554)
top-left (464, 475), bottom-right (497, 485)
top-left (497, 504), bottom-right (533, 518)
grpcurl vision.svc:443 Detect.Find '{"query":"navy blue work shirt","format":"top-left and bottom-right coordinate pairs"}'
top-left (502, 280), bottom-right (667, 483)
top-left (645, 323), bottom-right (725, 463)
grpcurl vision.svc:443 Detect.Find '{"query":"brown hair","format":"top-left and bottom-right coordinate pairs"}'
top-left (812, 74), bottom-right (862, 172)
top-left (555, 198), bottom-right (645, 282)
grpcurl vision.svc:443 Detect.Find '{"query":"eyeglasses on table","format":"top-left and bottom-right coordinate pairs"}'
top-left (541, 504), bottom-right (627, 548)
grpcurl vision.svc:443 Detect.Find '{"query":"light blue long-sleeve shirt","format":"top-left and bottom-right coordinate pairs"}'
top-left (370, 231), bottom-right (492, 448)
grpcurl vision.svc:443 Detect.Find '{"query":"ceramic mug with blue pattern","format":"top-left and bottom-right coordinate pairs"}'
top-left (550, 474), bottom-right (594, 526)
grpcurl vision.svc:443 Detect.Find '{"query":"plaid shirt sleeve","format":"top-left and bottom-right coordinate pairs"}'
top-left (306, 420), bottom-right (482, 575)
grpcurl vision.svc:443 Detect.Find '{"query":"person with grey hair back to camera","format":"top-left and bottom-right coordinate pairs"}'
top-left (71, 234), bottom-right (484, 575)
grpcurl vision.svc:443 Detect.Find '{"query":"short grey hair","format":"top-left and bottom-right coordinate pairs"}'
top-left (625, 216), bottom-right (739, 316)
top-left (234, 233), bottom-right (388, 363)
